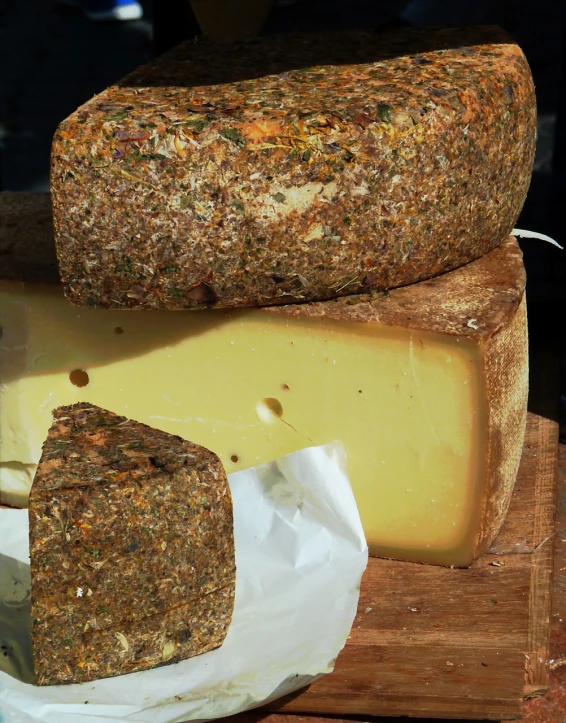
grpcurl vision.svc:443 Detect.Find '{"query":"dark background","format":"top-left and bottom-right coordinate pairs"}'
top-left (0, 0), bottom-right (564, 429)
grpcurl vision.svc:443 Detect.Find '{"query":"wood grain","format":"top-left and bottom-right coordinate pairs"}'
top-left (231, 412), bottom-right (557, 721)
top-left (524, 416), bottom-right (559, 697)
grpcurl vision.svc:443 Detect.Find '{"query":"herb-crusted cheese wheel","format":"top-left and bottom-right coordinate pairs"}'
top-left (51, 26), bottom-right (535, 310)
top-left (29, 403), bottom-right (235, 685)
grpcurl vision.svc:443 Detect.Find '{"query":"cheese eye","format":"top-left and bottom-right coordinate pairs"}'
top-left (69, 369), bottom-right (89, 388)
top-left (256, 398), bottom-right (283, 423)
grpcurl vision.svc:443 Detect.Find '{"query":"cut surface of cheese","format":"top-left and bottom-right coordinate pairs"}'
top-left (0, 240), bottom-right (527, 566)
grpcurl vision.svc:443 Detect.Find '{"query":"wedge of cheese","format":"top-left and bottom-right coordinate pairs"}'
top-left (30, 403), bottom-right (235, 685)
top-left (0, 239), bottom-right (527, 566)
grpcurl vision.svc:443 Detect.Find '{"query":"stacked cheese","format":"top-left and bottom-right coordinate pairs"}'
top-left (1, 25), bottom-right (535, 569)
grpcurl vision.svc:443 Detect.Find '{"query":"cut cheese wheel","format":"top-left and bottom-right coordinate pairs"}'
top-left (29, 403), bottom-right (235, 685)
top-left (0, 229), bottom-right (527, 566)
top-left (50, 26), bottom-right (535, 309)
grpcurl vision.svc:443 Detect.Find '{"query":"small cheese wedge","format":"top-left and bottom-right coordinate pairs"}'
top-left (0, 239), bottom-right (527, 566)
top-left (29, 403), bottom-right (235, 685)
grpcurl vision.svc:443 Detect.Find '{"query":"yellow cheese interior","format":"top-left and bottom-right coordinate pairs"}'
top-left (0, 281), bottom-right (486, 565)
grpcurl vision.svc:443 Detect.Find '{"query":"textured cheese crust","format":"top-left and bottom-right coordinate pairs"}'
top-left (29, 403), bottom-right (235, 685)
top-left (50, 26), bottom-right (536, 309)
top-left (479, 296), bottom-right (528, 552)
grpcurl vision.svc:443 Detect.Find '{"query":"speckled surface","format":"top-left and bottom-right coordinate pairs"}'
top-left (29, 403), bottom-right (235, 685)
top-left (51, 26), bottom-right (535, 310)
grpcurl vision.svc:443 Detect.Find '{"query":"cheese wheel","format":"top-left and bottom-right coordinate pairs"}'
top-left (50, 26), bottom-right (535, 309)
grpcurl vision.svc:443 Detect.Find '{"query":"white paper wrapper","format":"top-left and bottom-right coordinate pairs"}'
top-left (0, 442), bottom-right (368, 723)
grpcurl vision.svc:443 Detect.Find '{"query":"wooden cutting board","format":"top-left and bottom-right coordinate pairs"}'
top-left (227, 411), bottom-right (558, 722)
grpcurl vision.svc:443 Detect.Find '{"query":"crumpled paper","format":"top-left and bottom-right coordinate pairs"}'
top-left (0, 442), bottom-right (368, 723)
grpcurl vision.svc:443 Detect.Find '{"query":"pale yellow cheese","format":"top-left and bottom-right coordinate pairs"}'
top-left (0, 280), bottom-right (494, 566)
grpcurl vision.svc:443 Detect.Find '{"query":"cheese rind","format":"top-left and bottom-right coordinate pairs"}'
top-left (1, 240), bottom-right (527, 566)
top-left (29, 403), bottom-right (235, 685)
top-left (50, 27), bottom-right (536, 309)
top-left (480, 297), bottom-right (529, 549)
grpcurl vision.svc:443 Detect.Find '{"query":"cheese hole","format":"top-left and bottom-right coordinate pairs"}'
top-left (256, 397), bottom-right (283, 424)
top-left (114, 326), bottom-right (124, 335)
top-left (281, 383), bottom-right (290, 391)
top-left (230, 454), bottom-right (239, 463)
top-left (70, 369), bottom-right (90, 387)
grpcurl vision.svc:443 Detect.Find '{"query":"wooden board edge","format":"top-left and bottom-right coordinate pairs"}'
top-left (523, 413), bottom-right (560, 698)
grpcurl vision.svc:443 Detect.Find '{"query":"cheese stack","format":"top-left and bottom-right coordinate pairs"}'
top-left (0, 26), bottom-right (534, 569)
top-left (1, 205), bottom-right (527, 568)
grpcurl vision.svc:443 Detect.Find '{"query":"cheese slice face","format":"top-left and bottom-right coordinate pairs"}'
top-left (0, 280), bottom-right (513, 566)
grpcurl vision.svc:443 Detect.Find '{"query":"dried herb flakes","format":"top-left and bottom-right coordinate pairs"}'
top-left (29, 403), bottom-right (235, 685)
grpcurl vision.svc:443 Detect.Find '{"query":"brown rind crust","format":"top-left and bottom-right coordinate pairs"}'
top-left (276, 237), bottom-right (526, 337)
top-left (51, 26), bottom-right (536, 310)
top-left (28, 403), bottom-right (235, 685)
top-left (477, 295), bottom-right (528, 557)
